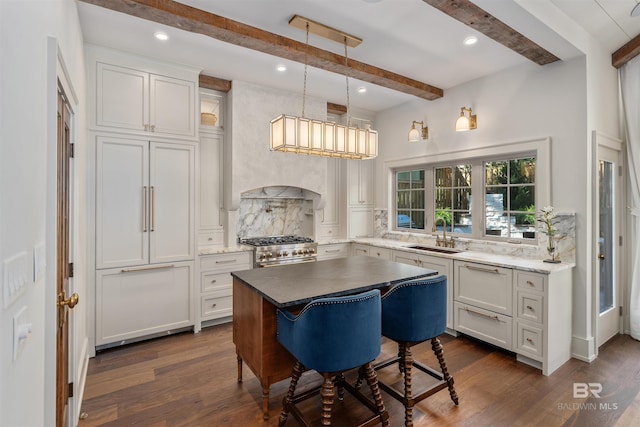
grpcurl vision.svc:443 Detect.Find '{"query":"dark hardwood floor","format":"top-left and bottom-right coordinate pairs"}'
top-left (79, 324), bottom-right (640, 426)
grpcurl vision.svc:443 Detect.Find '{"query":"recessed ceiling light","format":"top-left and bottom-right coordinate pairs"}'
top-left (276, 64), bottom-right (287, 72)
top-left (464, 35), bottom-right (478, 46)
top-left (357, 87), bottom-right (367, 93)
top-left (154, 32), bottom-right (169, 41)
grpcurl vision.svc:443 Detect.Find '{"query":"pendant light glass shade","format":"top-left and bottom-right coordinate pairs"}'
top-left (270, 115), bottom-right (378, 159)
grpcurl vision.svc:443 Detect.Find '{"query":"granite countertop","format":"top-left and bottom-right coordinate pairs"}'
top-left (351, 238), bottom-right (575, 274)
top-left (231, 256), bottom-right (437, 308)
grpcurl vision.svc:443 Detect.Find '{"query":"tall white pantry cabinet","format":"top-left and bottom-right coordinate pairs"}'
top-left (87, 45), bottom-right (199, 348)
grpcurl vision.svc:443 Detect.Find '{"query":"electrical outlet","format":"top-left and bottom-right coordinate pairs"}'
top-left (3, 251), bottom-right (30, 309)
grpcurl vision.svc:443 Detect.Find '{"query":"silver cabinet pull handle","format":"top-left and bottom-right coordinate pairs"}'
top-left (464, 306), bottom-right (499, 320)
top-left (526, 305), bottom-right (534, 311)
top-left (143, 186), bottom-right (148, 232)
top-left (526, 280), bottom-right (535, 286)
top-left (211, 303), bottom-right (217, 308)
top-left (325, 249), bottom-right (341, 253)
top-left (121, 264), bottom-right (174, 273)
top-left (465, 264), bottom-right (500, 274)
top-left (210, 279), bottom-right (217, 283)
top-left (150, 186), bottom-right (155, 232)
top-left (215, 259), bottom-right (237, 264)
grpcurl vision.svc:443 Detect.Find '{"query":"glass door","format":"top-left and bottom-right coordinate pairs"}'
top-left (597, 145), bottom-right (622, 346)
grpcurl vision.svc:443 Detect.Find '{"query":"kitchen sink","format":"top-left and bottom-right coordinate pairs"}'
top-left (405, 245), bottom-right (460, 255)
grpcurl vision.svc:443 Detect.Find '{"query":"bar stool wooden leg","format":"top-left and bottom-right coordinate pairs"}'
top-left (321, 374), bottom-right (336, 426)
top-left (279, 361), bottom-right (304, 426)
top-left (431, 337), bottom-right (459, 405)
top-left (400, 344), bottom-right (415, 427)
top-left (363, 362), bottom-right (390, 427)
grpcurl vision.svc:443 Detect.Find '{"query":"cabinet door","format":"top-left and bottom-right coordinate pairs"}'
top-left (348, 160), bottom-right (374, 205)
top-left (96, 262), bottom-right (193, 346)
top-left (322, 158), bottom-right (341, 225)
top-left (348, 207), bottom-right (373, 238)
top-left (199, 132), bottom-right (222, 229)
top-left (96, 62), bottom-right (149, 132)
top-left (96, 136), bottom-right (149, 269)
top-left (149, 142), bottom-right (195, 263)
top-left (150, 74), bottom-right (196, 137)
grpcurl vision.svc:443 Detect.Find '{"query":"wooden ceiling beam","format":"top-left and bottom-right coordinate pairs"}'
top-left (612, 33), bottom-right (640, 68)
top-left (79, 0), bottom-right (444, 101)
top-left (422, 0), bottom-right (560, 66)
top-left (199, 74), bottom-right (232, 92)
top-left (327, 102), bottom-right (348, 115)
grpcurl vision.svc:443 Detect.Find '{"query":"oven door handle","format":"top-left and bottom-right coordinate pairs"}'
top-left (258, 258), bottom-right (317, 268)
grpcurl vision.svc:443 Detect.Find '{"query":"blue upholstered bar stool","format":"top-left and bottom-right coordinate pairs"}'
top-left (276, 289), bottom-right (389, 427)
top-left (376, 275), bottom-right (459, 426)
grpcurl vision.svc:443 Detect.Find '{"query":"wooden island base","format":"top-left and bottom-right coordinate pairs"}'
top-left (233, 279), bottom-right (295, 420)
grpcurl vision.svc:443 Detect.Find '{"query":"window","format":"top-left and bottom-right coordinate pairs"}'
top-left (391, 138), bottom-right (545, 242)
top-left (434, 165), bottom-right (472, 234)
top-left (396, 169), bottom-right (425, 230)
top-left (484, 157), bottom-right (536, 239)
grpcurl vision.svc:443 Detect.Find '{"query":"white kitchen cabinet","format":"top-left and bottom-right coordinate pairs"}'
top-left (95, 261), bottom-right (194, 346)
top-left (198, 129), bottom-right (224, 245)
top-left (198, 251), bottom-right (252, 329)
top-left (95, 135), bottom-right (195, 269)
top-left (392, 249), bottom-right (455, 330)
top-left (348, 159), bottom-right (374, 206)
top-left (316, 243), bottom-right (351, 260)
top-left (348, 207), bottom-right (374, 238)
top-left (319, 158), bottom-right (343, 239)
top-left (96, 62), bottom-right (196, 138)
top-left (453, 259), bottom-right (573, 375)
top-left (352, 243), bottom-right (370, 257)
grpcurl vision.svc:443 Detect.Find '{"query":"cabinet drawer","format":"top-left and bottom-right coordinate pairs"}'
top-left (198, 230), bottom-right (224, 247)
top-left (515, 321), bottom-right (543, 358)
top-left (316, 243), bottom-right (350, 260)
top-left (370, 247), bottom-right (391, 260)
top-left (454, 302), bottom-right (512, 350)
top-left (393, 252), bottom-right (421, 266)
top-left (455, 261), bottom-right (513, 315)
top-left (352, 244), bottom-right (370, 257)
top-left (201, 291), bottom-right (232, 320)
top-left (201, 271), bottom-right (233, 293)
top-left (516, 271), bottom-right (545, 292)
top-left (199, 252), bottom-right (252, 272)
top-left (517, 291), bottom-right (544, 323)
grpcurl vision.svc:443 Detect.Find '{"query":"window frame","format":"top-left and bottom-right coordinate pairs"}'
top-left (394, 167), bottom-right (426, 231)
top-left (385, 138), bottom-right (551, 243)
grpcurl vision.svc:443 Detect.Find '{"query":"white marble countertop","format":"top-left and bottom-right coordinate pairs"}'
top-left (350, 238), bottom-right (575, 274)
top-left (198, 245), bottom-right (253, 256)
top-left (198, 237), bottom-right (574, 274)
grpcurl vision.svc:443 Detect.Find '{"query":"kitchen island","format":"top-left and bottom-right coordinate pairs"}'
top-left (231, 256), bottom-right (437, 419)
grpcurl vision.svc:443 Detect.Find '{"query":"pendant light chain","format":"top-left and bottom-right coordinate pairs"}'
top-left (344, 37), bottom-right (351, 127)
top-left (302, 23), bottom-right (309, 119)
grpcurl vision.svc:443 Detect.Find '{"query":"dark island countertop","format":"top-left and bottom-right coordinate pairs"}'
top-left (231, 256), bottom-right (437, 308)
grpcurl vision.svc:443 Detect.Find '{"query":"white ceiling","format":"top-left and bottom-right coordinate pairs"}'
top-left (77, 0), bottom-right (640, 112)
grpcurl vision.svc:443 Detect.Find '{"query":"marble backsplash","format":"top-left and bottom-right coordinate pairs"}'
top-left (375, 209), bottom-right (576, 263)
top-left (237, 187), bottom-right (316, 238)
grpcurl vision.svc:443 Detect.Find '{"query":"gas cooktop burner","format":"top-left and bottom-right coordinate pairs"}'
top-left (240, 235), bottom-right (314, 247)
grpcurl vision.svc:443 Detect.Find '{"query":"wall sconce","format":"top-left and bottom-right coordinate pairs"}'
top-left (408, 120), bottom-right (428, 142)
top-left (455, 107), bottom-right (477, 132)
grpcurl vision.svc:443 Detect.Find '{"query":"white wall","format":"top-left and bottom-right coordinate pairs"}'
top-left (0, 1), bottom-right (87, 426)
top-left (373, 56), bottom-right (611, 360)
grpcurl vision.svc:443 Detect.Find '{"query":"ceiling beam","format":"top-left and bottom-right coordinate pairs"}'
top-left (612, 33), bottom-right (640, 69)
top-left (422, 0), bottom-right (560, 66)
top-left (79, 0), bottom-right (444, 101)
top-left (327, 102), bottom-right (348, 115)
top-left (199, 74), bottom-right (232, 92)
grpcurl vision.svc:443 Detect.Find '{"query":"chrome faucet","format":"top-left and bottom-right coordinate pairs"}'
top-left (432, 218), bottom-right (454, 248)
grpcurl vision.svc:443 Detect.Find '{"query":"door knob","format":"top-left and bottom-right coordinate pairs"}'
top-left (58, 292), bottom-right (79, 309)
top-left (598, 253), bottom-right (605, 260)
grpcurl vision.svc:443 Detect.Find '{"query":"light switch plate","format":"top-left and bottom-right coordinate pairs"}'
top-left (13, 305), bottom-right (30, 361)
top-left (33, 243), bottom-right (46, 283)
top-left (3, 251), bottom-right (30, 309)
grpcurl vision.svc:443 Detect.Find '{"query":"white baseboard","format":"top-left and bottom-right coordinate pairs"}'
top-left (571, 335), bottom-right (597, 363)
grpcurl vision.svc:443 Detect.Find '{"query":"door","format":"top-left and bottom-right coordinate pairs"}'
top-left (597, 144), bottom-right (622, 346)
top-left (56, 84), bottom-right (78, 427)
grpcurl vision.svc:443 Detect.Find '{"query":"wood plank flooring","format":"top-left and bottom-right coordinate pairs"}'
top-left (79, 324), bottom-right (640, 426)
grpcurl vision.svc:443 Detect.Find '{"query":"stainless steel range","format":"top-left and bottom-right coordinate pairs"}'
top-left (240, 235), bottom-right (318, 268)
